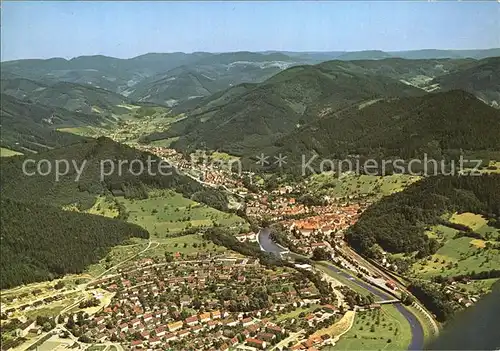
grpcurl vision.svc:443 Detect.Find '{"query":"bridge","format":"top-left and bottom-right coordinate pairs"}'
top-left (375, 299), bottom-right (401, 305)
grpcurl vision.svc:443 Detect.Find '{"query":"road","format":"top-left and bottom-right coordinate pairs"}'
top-left (322, 263), bottom-right (424, 350)
top-left (341, 245), bottom-right (440, 335)
top-left (258, 229), bottom-right (425, 351)
top-left (61, 240), bottom-right (158, 315)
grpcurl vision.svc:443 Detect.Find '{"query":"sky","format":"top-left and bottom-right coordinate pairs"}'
top-left (1, 1), bottom-right (499, 61)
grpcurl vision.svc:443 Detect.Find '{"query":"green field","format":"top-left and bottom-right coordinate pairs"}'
top-left (117, 190), bottom-right (247, 237)
top-left (144, 234), bottom-right (230, 259)
top-left (454, 278), bottom-right (499, 295)
top-left (412, 212), bottom-right (500, 278)
top-left (308, 173), bottom-right (420, 199)
top-left (450, 213), bottom-right (500, 239)
top-left (273, 304), bottom-right (320, 322)
top-left (58, 106), bottom-right (175, 144)
top-left (25, 304), bottom-right (68, 320)
top-left (332, 306), bottom-right (412, 351)
top-left (85, 239), bottom-right (149, 276)
top-left (85, 344), bottom-right (107, 351)
top-left (57, 126), bottom-right (103, 137)
top-left (149, 137), bottom-right (180, 147)
top-left (0, 147), bottom-right (23, 157)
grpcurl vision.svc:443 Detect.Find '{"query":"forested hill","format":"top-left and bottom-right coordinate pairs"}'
top-left (0, 137), bottom-right (232, 288)
top-left (157, 61), bottom-right (424, 155)
top-left (0, 137), bottom-right (229, 211)
top-left (1, 77), bottom-right (130, 114)
top-left (0, 197), bottom-right (149, 289)
top-left (0, 93), bottom-right (91, 153)
top-left (431, 57), bottom-right (500, 108)
top-left (346, 174), bottom-right (500, 258)
top-left (246, 90), bottom-right (500, 172)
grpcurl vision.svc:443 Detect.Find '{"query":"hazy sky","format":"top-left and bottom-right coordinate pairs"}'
top-left (1, 1), bottom-right (499, 61)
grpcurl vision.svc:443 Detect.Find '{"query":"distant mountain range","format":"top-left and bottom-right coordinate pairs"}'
top-left (142, 56), bottom-right (500, 159)
top-left (151, 61), bottom-right (425, 155)
top-left (0, 93), bottom-right (93, 153)
top-left (1, 77), bottom-right (131, 114)
top-left (1, 50), bottom-right (499, 159)
top-left (2, 49), bottom-right (499, 107)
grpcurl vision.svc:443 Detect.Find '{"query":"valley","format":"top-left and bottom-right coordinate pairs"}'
top-left (1, 44), bottom-right (500, 351)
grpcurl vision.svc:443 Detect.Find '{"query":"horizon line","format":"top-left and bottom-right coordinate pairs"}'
top-left (2, 47), bottom-right (499, 63)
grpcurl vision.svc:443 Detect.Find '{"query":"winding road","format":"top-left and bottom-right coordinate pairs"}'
top-left (257, 229), bottom-right (425, 350)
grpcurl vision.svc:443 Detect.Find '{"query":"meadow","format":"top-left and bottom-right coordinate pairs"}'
top-left (117, 189), bottom-right (248, 237)
top-left (308, 173), bottom-right (421, 199)
top-left (85, 238), bottom-right (149, 277)
top-left (0, 147), bottom-right (22, 157)
top-left (330, 306), bottom-right (412, 351)
top-left (143, 234), bottom-right (230, 259)
top-left (412, 213), bottom-right (500, 279)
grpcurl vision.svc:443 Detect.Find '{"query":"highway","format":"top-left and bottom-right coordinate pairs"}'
top-left (258, 228), bottom-right (425, 350)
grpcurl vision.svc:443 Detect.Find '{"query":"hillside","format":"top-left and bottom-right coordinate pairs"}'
top-left (150, 62), bottom-right (424, 155)
top-left (0, 52), bottom-right (298, 103)
top-left (0, 137), bottom-right (222, 210)
top-left (128, 52), bottom-right (300, 106)
top-left (0, 137), bottom-right (236, 288)
top-left (5, 50), bottom-right (498, 107)
top-left (0, 53), bottom-right (213, 95)
top-left (321, 58), bottom-right (472, 89)
top-left (1, 77), bottom-right (131, 114)
top-left (336, 50), bottom-right (394, 61)
top-left (431, 57), bottom-right (500, 108)
top-left (0, 197), bottom-right (149, 289)
top-left (346, 174), bottom-right (500, 257)
top-left (250, 90), bottom-right (500, 171)
top-left (0, 94), bottom-right (94, 153)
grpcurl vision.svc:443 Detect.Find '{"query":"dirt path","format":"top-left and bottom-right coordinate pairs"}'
top-left (312, 310), bottom-right (356, 339)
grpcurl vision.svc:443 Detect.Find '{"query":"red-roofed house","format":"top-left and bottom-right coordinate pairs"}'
top-left (185, 315), bottom-right (199, 326)
top-left (246, 338), bottom-right (266, 349)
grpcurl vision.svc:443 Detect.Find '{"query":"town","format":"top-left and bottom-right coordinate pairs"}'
top-left (1, 144), bottom-right (494, 351)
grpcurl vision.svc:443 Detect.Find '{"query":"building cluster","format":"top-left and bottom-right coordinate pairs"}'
top-left (78, 256), bottom-right (325, 350)
top-left (274, 205), bottom-right (362, 256)
top-left (234, 232), bottom-right (257, 243)
top-left (444, 282), bottom-right (479, 308)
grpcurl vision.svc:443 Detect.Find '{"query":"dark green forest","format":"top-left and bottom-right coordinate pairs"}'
top-left (0, 137), bottom-right (228, 210)
top-left (346, 174), bottom-right (500, 257)
top-left (0, 137), bottom-right (233, 288)
top-left (253, 90), bottom-right (500, 174)
top-left (407, 281), bottom-right (456, 322)
top-left (0, 198), bottom-right (148, 289)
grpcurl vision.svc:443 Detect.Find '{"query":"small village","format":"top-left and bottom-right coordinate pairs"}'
top-left (1, 144), bottom-right (490, 351)
top-left (62, 255), bottom-right (342, 351)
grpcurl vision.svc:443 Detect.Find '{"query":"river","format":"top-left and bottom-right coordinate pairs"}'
top-left (257, 228), bottom-right (424, 350)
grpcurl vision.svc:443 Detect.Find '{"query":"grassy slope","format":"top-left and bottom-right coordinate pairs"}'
top-left (0, 147), bottom-right (23, 157)
top-left (412, 212), bottom-right (500, 279)
top-left (116, 189), bottom-right (247, 236)
top-left (307, 174), bottom-right (421, 199)
top-left (332, 306), bottom-right (412, 351)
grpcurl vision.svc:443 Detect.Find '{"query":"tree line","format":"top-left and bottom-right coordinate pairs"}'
top-left (346, 174), bottom-right (500, 258)
top-left (0, 197), bottom-right (148, 289)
